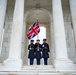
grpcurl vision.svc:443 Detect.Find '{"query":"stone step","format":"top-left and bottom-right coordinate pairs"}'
top-left (21, 65), bottom-right (57, 72)
top-left (21, 65), bottom-right (76, 75)
top-left (0, 65), bottom-right (76, 75)
top-left (0, 71), bottom-right (76, 75)
top-left (0, 71), bottom-right (61, 75)
top-left (21, 65), bottom-right (55, 70)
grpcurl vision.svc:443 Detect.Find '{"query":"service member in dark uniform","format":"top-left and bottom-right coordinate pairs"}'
top-left (28, 40), bottom-right (35, 65)
top-left (34, 39), bottom-right (42, 65)
top-left (42, 39), bottom-right (50, 65)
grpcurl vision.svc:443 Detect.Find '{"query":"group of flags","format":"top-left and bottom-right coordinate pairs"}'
top-left (27, 19), bottom-right (40, 40)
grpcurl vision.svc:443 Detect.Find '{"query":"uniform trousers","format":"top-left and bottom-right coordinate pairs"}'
top-left (36, 59), bottom-right (40, 65)
top-left (30, 58), bottom-right (34, 65)
top-left (44, 58), bottom-right (48, 65)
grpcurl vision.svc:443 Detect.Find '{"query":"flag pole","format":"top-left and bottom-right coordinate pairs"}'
top-left (37, 34), bottom-right (39, 39)
top-left (37, 18), bottom-right (39, 39)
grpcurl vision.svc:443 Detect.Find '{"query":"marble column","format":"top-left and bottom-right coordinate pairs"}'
top-left (0, 0), bottom-right (7, 55)
top-left (52, 0), bottom-right (76, 71)
top-left (4, 0), bottom-right (24, 71)
top-left (49, 21), bottom-right (54, 65)
top-left (69, 0), bottom-right (76, 50)
top-left (22, 21), bottom-right (28, 65)
top-left (26, 26), bottom-right (30, 65)
top-left (46, 25), bottom-right (52, 65)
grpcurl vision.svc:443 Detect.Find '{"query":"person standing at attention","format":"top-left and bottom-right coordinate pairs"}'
top-left (34, 39), bottom-right (42, 65)
top-left (42, 39), bottom-right (50, 65)
top-left (28, 40), bottom-right (35, 65)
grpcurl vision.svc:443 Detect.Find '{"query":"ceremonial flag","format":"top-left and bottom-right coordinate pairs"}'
top-left (27, 20), bottom-right (40, 40)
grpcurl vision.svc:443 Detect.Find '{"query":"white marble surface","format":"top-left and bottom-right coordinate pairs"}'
top-left (4, 0), bottom-right (24, 70)
top-left (52, 0), bottom-right (76, 71)
top-left (0, 0), bottom-right (7, 55)
top-left (0, 65), bottom-right (76, 75)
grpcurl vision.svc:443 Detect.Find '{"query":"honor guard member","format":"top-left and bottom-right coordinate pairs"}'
top-left (28, 40), bottom-right (35, 65)
top-left (42, 39), bottom-right (50, 65)
top-left (34, 39), bottom-right (42, 65)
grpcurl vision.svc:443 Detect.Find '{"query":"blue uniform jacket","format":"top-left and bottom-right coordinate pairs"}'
top-left (28, 44), bottom-right (35, 59)
top-left (34, 43), bottom-right (42, 59)
top-left (42, 43), bottom-right (50, 58)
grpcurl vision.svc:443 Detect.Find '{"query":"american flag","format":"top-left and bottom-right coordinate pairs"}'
top-left (27, 20), bottom-right (40, 40)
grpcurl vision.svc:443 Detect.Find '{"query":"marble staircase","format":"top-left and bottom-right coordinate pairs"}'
top-left (0, 65), bottom-right (76, 75)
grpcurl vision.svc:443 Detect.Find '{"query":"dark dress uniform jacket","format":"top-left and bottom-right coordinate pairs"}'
top-left (34, 43), bottom-right (42, 59)
top-left (28, 44), bottom-right (35, 59)
top-left (42, 43), bottom-right (50, 58)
